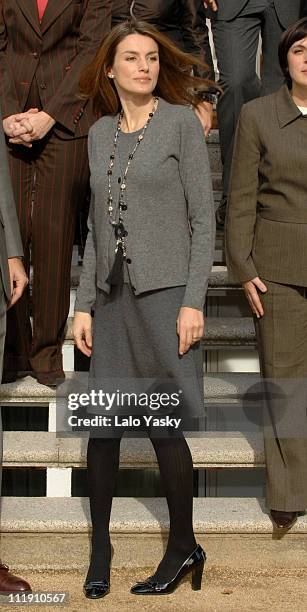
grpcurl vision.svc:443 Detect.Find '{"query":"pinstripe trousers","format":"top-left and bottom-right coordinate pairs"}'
top-left (255, 280), bottom-right (307, 511)
top-left (3, 121), bottom-right (89, 376)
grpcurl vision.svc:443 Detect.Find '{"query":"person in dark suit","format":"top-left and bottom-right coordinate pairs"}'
top-left (112, 0), bottom-right (217, 136)
top-left (226, 17), bottom-right (307, 531)
top-left (0, 107), bottom-right (31, 593)
top-left (205, 0), bottom-right (300, 228)
top-left (0, 0), bottom-right (112, 386)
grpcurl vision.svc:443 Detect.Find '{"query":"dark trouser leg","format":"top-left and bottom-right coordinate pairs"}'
top-left (255, 280), bottom-right (307, 511)
top-left (29, 133), bottom-right (89, 376)
top-left (86, 436), bottom-right (122, 581)
top-left (4, 145), bottom-right (34, 373)
top-left (261, 2), bottom-right (285, 94)
top-left (149, 434), bottom-right (197, 582)
top-left (212, 13), bottom-right (262, 201)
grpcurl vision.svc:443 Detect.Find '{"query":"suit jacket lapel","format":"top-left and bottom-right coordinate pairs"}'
top-left (40, 0), bottom-right (74, 34)
top-left (16, 0), bottom-right (42, 38)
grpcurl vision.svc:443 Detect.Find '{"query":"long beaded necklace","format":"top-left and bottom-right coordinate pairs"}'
top-left (107, 97), bottom-right (158, 269)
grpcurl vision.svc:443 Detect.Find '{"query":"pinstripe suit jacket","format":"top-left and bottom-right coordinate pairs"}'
top-left (209, 0), bottom-right (300, 26)
top-left (0, 0), bottom-right (112, 138)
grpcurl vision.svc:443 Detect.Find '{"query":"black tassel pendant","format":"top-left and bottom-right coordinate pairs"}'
top-left (106, 242), bottom-right (124, 286)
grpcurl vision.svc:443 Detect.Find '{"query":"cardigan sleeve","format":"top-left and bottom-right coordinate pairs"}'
top-left (179, 109), bottom-right (215, 310)
top-left (226, 104), bottom-right (261, 283)
top-left (74, 131), bottom-right (97, 313)
top-left (74, 191), bottom-right (97, 313)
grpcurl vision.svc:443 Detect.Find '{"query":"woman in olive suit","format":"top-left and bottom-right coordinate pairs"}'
top-left (226, 18), bottom-right (307, 531)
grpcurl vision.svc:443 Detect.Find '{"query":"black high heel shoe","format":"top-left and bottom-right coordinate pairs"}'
top-left (83, 549), bottom-right (112, 599)
top-left (130, 544), bottom-right (206, 595)
top-left (83, 579), bottom-right (110, 599)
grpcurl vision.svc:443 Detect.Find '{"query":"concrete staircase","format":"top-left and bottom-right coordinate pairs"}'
top-left (1, 130), bottom-right (306, 572)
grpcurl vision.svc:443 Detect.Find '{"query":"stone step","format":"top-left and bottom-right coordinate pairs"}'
top-left (3, 431), bottom-right (265, 468)
top-left (0, 497), bottom-right (306, 570)
top-left (211, 172), bottom-right (222, 192)
top-left (64, 316), bottom-right (255, 348)
top-left (2, 496), bottom-right (305, 535)
top-left (203, 317), bottom-right (255, 347)
top-left (0, 372), bottom-right (259, 404)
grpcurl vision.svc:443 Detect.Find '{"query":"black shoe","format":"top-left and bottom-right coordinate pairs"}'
top-left (35, 370), bottom-right (65, 388)
top-left (1, 371), bottom-right (17, 384)
top-left (83, 579), bottom-right (110, 599)
top-left (270, 510), bottom-right (298, 531)
top-left (130, 544), bottom-right (206, 595)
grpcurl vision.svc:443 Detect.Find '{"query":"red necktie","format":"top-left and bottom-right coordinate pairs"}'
top-left (37, 0), bottom-right (48, 22)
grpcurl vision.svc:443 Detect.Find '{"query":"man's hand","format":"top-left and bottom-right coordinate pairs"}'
top-left (8, 111), bottom-right (56, 145)
top-left (73, 312), bottom-right (93, 357)
top-left (7, 258), bottom-right (28, 309)
top-left (177, 306), bottom-right (204, 355)
top-left (194, 101), bottom-right (213, 137)
top-left (204, 0), bottom-right (218, 10)
top-left (243, 277), bottom-right (267, 318)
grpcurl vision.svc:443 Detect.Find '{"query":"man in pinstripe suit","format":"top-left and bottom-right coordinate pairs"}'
top-left (0, 0), bottom-right (111, 386)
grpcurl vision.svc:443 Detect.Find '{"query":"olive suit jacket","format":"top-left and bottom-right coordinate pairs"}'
top-left (226, 85), bottom-right (307, 287)
top-left (209, 0), bottom-right (300, 26)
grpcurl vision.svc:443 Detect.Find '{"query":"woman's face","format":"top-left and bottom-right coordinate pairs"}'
top-left (108, 33), bottom-right (160, 97)
top-left (287, 36), bottom-right (307, 88)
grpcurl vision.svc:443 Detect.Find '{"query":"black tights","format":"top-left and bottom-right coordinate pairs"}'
top-left (86, 434), bottom-right (197, 582)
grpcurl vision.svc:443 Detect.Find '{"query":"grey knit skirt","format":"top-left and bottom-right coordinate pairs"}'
top-left (88, 280), bottom-right (204, 436)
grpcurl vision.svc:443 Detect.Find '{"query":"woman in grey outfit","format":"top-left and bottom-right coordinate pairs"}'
top-left (73, 20), bottom-right (215, 599)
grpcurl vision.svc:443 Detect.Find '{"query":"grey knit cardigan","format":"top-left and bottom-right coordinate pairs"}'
top-left (75, 98), bottom-right (215, 313)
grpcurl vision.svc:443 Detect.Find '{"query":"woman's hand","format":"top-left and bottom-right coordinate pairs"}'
top-left (7, 258), bottom-right (28, 309)
top-left (73, 311), bottom-right (93, 357)
top-left (243, 277), bottom-right (267, 318)
top-left (177, 306), bottom-right (204, 355)
top-left (194, 101), bottom-right (213, 137)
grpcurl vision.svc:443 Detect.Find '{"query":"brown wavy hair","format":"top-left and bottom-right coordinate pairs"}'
top-left (80, 19), bottom-right (217, 117)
